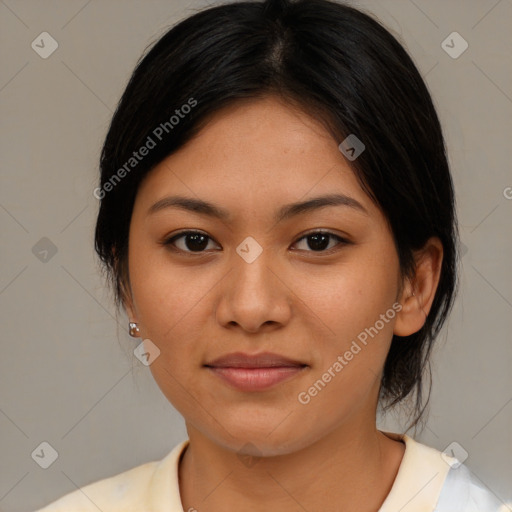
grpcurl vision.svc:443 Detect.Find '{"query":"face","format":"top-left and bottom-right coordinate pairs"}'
top-left (126, 96), bottom-right (406, 456)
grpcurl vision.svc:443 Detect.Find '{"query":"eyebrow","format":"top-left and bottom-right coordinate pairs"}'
top-left (147, 193), bottom-right (368, 223)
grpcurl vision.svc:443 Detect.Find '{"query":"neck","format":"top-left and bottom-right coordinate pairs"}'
top-left (178, 421), bottom-right (405, 512)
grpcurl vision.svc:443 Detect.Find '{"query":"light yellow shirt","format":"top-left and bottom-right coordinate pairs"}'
top-left (35, 432), bottom-right (508, 511)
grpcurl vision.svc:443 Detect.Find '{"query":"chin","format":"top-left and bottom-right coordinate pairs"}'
top-left (201, 416), bottom-right (321, 458)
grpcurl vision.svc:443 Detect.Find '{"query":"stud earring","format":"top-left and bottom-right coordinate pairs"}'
top-left (129, 322), bottom-right (140, 338)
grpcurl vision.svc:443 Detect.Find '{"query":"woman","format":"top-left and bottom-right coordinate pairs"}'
top-left (36, 0), bottom-right (507, 510)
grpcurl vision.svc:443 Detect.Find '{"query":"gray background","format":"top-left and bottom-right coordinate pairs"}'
top-left (1, 1), bottom-right (511, 511)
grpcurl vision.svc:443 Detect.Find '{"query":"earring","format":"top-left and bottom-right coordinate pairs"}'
top-left (129, 322), bottom-right (140, 338)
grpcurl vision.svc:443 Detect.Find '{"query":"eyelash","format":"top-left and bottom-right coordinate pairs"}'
top-left (161, 230), bottom-right (351, 256)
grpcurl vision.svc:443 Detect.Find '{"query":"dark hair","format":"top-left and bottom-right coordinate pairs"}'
top-left (95, 0), bottom-right (459, 429)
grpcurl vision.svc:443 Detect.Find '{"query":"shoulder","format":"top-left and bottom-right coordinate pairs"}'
top-left (35, 460), bottom-right (157, 511)
top-left (379, 432), bottom-right (510, 512)
top-left (34, 440), bottom-right (188, 512)
top-left (435, 463), bottom-right (510, 512)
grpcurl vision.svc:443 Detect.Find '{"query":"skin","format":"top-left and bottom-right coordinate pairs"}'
top-left (125, 95), bottom-right (443, 512)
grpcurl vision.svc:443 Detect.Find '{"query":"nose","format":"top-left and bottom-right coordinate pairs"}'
top-left (215, 245), bottom-right (292, 334)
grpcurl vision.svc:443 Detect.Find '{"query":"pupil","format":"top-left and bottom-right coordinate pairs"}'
top-left (308, 233), bottom-right (329, 251)
top-left (186, 233), bottom-right (208, 251)
top-left (183, 233), bottom-right (331, 252)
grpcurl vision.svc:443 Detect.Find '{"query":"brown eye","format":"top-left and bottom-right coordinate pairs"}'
top-left (292, 231), bottom-right (349, 253)
top-left (164, 231), bottom-right (220, 253)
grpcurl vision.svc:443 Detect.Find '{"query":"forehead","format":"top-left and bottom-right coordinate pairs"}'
top-left (134, 96), bottom-right (378, 222)
top-left (176, 96), bottom-right (338, 171)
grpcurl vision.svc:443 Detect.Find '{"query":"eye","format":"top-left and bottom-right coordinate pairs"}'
top-left (163, 230), bottom-right (220, 254)
top-left (292, 231), bottom-right (349, 253)
top-left (162, 230), bottom-right (350, 256)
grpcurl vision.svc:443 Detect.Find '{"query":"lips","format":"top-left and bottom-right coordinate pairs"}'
top-left (204, 352), bottom-right (307, 392)
top-left (205, 352), bottom-right (306, 369)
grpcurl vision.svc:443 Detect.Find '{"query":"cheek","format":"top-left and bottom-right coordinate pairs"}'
top-left (128, 243), bottom-right (206, 344)
top-left (128, 249), bottom-right (211, 411)
top-left (296, 252), bottom-right (400, 340)
top-left (293, 266), bottom-right (398, 423)
top-left (291, 251), bottom-right (400, 410)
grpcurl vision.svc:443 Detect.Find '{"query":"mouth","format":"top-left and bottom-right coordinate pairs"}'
top-left (204, 352), bottom-right (308, 392)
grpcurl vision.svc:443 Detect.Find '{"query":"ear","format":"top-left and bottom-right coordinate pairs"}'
top-left (124, 292), bottom-right (138, 324)
top-left (120, 278), bottom-right (139, 324)
top-left (113, 249), bottom-right (138, 324)
top-left (394, 237), bottom-right (444, 337)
